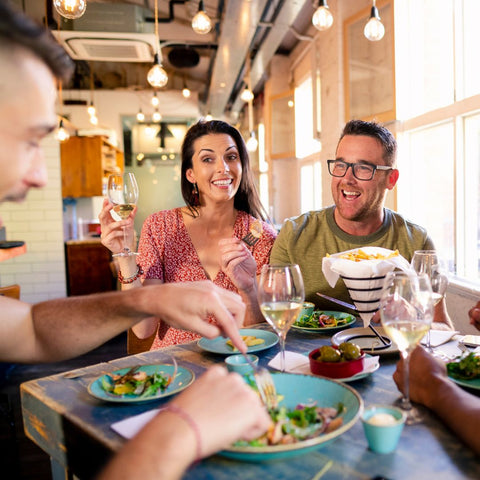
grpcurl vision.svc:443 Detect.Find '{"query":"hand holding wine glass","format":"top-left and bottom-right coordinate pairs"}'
top-left (257, 264), bottom-right (305, 372)
top-left (379, 271), bottom-right (434, 425)
top-left (107, 173), bottom-right (139, 257)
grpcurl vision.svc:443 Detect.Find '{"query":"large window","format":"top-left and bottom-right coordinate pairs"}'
top-left (395, 0), bottom-right (480, 283)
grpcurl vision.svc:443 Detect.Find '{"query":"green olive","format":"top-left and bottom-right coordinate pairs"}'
top-left (318, 346), bottom-right (341, 363)
top-left (342, 343), bottom-right (361, 360)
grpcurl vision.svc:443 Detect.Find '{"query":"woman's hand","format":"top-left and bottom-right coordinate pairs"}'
top-left (98, 198), bottom-right (137, 254)
top-left (468, 301), bottom-right (480, 331)
top-left (219, 238), bottom-right (257, 293)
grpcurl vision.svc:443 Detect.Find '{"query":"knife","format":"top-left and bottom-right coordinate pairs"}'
top-left (316, 292), bottom-right (357, 311)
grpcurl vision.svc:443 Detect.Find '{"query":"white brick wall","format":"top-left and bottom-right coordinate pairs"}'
top-left (0, 136), bottom-right (67, 302)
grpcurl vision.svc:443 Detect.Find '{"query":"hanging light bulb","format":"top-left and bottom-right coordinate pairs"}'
top-left (53, 0), bottom-right (87, 19)
top-left (148, 54), bottom-right (169, 88)
top-left (182, 79), bottom-right (191, 98)
top-left (240, 87), bottom-right (254, 103)
top-left (148, 1), bottom-right (168, 88)
top-left (312, 0), bottom-right (333, 31)
top-left (89, 115), bottom-right (98, 126)
top-left (246, 131), bottom-right (258, 152)
top-left (55, 119), bottom-right (70, 142)
top-left (136, 109), bottom-right (145, 122)
top-left (152, 109), bottom-right (162, 122)
top-left (364, 0), bottom-right (385, 41)
top-left (192, 0), bottom-right (212, 35)
top-left (87, 101), bottom-right (96, 117)
top-left (151, 90), bottom-right (159, 107)
top-left (205, 113), bottom-right (213, 121)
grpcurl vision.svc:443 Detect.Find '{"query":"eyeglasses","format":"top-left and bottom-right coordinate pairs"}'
top-left (327, 160), bottom-right (393, 181)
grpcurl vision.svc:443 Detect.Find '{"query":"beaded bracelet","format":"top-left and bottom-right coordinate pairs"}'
top-left (117, 264), bottom-right (143, 284)
top-left (162, 404), bottom-right (202, 462)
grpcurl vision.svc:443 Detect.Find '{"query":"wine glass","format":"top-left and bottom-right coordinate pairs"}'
top-left (411, 250), bottom-right (449, 350)
top-left (379, 271), bottom-right (434, 425)
top-left (257, 264), bottom-right (305, 372)
top-left (107, 173), bottom-right (139, 257)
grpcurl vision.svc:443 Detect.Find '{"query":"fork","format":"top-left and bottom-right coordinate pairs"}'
top-left (242, 219), bottom-right (263, 247)
top-left (241, 353), bottom-right (278, 410)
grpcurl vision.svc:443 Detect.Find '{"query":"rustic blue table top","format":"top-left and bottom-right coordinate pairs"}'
top-left (21, 321), bottom-right (480, 479)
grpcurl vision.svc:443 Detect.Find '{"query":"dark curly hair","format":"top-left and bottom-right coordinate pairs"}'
top-left (181, 120), bottom-right (267, 220)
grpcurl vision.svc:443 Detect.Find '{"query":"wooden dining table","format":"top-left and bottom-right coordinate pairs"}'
top-left (21, 321), bottom-right (480, 480)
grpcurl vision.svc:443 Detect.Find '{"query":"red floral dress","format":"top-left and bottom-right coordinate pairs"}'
top-left (138, 208), bottom-right (277, 349)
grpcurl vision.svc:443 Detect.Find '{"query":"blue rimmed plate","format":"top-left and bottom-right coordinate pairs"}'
top-left (220, 373), bottom-right (363, 461)
top-left (198, 328), bottom-right (278, 355)
top-left (292, 310), bottom-right (357, 333)
top-left (448, 375), bottom-right (480, 390)
top-left (88, 364), bottom-right (194, 403)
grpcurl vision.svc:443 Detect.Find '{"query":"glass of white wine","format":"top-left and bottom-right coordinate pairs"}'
top-left (107, 173), bottom-right (139, 257)
top-left (379, 271), bottom-right (434, 425)
top-left (258, 264), bottom-right (305, 372)
top-left (411, 250), bottom-right (448, 350)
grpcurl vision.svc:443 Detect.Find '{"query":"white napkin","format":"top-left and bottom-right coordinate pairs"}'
top-left (111, 408), bottom-right (160, 439)
top-left (268, 351), bottom-right (380, 378)
top-left (421, 330), bottom-right (459, 348)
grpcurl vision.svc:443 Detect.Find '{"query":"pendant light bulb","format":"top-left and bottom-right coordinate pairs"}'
top-left (53, 0), bottom-right (87, 20)
top-left (89, 115), bottom-right (98, 126)
top-left (205, 113), bottom-right (213, 121)
top-left (364, 2), bottom-right (385, 41)
top-left (240, 87), bottom-right (254, 103)
top-left (246, 131), bottom-right (258, 152)
top-left (312, 0), bottom-right (333, 32)
top-left (87, 101), bottom-right (96, 117)
top-left (151, 91), bottom-right (160, 107)
top-left (147, 54), bottom-right (168, 88)
top-left (136, 109), bottom-right (145, 122)
top-left (192, 0), bottom-right (212, 35)
top-left (55, 119), bottom-right (70, 142)
top-left (182, 87), bottom-right (191, 98)
top-left (152, 110), bottom-right (162, 122)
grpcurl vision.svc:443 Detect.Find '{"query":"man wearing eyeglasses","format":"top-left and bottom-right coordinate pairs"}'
top-left (270, 119), bottom-right (453, 328)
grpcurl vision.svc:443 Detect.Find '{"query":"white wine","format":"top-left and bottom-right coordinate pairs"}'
top-left (383, 321), bottom-right (429, 352)
top-left (260, 301), bottom-right (302, 332)
top-left (113, 203), bottom-right (135, 220)
top-left (432, 292), bottom-right (443, 306)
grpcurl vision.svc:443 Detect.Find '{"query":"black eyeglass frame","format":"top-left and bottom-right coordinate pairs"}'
top-left (327, 159), bottom-right (393, 181)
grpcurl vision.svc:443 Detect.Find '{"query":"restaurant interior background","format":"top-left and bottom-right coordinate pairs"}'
top-left (1, 0), bottom-right (479, 332)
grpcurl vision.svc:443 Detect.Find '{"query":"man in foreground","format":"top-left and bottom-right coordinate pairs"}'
top-left (270, 119), bottom-right (452, 328)
top-left (0, 2), bottom-right (270, 478)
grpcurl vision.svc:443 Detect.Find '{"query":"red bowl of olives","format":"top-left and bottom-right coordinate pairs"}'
top-left (308, 343), bottom-right (364, 379)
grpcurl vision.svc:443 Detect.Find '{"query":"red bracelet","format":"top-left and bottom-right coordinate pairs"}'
top-left (162, 404), bottom-right (202, 462)
top-left (118, 265), bottom-right (143, 284)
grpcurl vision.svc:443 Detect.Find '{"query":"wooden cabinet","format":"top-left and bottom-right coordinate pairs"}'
top-left (65, 240), bottom-right (117, 296)
top-left (60, 136), bottom-right (124, 198)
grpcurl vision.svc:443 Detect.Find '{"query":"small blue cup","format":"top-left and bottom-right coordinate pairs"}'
top-left (361, 405), bottom-right (406, 454)
top-left (225, 354), bottom-right (259, 375)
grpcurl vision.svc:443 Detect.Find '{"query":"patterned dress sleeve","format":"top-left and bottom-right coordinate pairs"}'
top-left (252, 219), bottom-right (277, 275)
top-left (138, 212), bottom-right (166, 281)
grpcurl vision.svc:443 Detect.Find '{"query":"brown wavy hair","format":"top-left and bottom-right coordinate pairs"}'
top-left (181, 120), bottom-right (267, 220)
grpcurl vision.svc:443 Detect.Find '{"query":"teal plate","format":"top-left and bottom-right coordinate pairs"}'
top-left (448, 375), bottom-right (480, 390)
top-left (220, 373), bottom-right (363, 461)
top-left (292, 310), bottom-right (357, 333)
top-left (88, 364), bottom-right (195, 403)
top-left (198, 328), bottom-right (279, 355)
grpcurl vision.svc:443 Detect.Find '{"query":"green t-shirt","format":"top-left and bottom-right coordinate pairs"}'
top-left (269, 206), bottom-right (434, 311)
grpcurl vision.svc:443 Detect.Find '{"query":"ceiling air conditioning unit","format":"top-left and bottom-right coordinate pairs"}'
top-left (51, 3), bottom-right (156, 63)
top-left (52, 31), bottom-right (157, 63)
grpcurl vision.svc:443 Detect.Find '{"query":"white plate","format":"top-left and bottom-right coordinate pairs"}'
top-left (332, 326), bottom-right (399, 356)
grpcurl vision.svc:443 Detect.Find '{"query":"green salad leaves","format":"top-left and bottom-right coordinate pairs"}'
top-left (447, 353), bottom-right (480, 380)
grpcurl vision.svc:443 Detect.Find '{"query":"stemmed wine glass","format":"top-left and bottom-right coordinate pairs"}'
top-left (411, 250), bottom-right (448, 351)
top-left (107, 173), bottom-right (139, 257)
top-left (257, 264), bottom-right (305, 372)
top-left (379, 271), bottom-right (434, 425)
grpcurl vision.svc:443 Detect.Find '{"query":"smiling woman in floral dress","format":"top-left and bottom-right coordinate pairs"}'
top-left (99, 120), bottom-right (277, 349)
